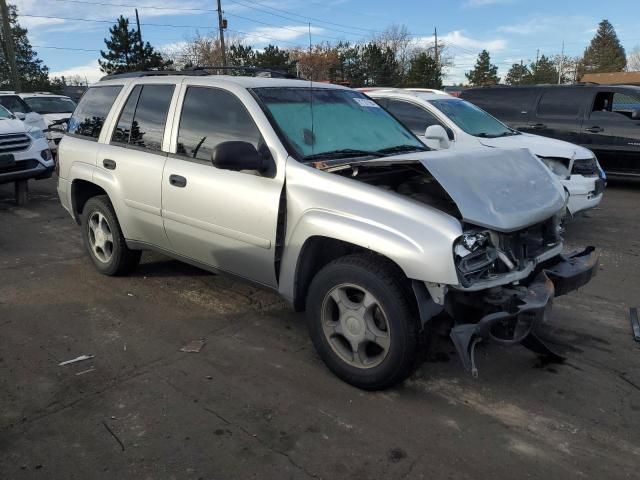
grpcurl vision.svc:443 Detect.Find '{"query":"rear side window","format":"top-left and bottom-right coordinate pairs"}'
top-left (176, 86), bottom-right (261, 161)
top-left (111, 84), bottom-right (174, 152)
top-left (537, 89), bottom-right (582, 117)
top-left (475, 89), bottom-right (536, 118)
top-left (68, 86), bottom-right (122, 139)
top-left (385, 99), bottom-right (443, 135)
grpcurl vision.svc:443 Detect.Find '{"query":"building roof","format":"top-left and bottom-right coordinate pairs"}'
top-left (581, 71), bottom-right (640, 85)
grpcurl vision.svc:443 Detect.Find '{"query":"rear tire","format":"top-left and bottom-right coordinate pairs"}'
top-left (306, 254), bottom-right (419, 390)
top-left (81, 195), bottom-right (141, 276)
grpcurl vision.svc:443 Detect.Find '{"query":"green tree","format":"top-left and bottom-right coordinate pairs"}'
top-left (99, 15), bottom-right (172, 74)
top-left (254, 45), bottom-right (295, 75)
top-left (404, 52), bottom-right (442, 88)
top-left (505, 62), bottom-right (531, 85)
top-left (227, 44), bottom-right (255, 67)
top-left (582, 19), bottom-right (626, 73)
top-left (0, 4), bottom-right (51, 91)
top-left (362, 43), bottom-right (400, 86)
top-left (465, 50), bottom-right (500, 86)
top-left (529, 55), bottom-right (558, 84)
top-left (335, 42), bottom-right (366, 87)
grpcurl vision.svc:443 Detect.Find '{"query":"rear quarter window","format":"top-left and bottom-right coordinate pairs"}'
top-left (68, 86), bottom-right (122, 140)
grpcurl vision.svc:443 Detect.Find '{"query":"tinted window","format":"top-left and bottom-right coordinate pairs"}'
top-left (537, 89), bottom-right (581, 117)
top-left (476, 88), bottom-right (536, 118)
top-left (129, 85), bottom-right (174, 151)
top-left (430, 98), bottom-right (514, 138)
top-left (177, 87), bottom-right (261, 161)
top-left (112, 85), bottom-right (141, 144)
top-left (24, 96), bottom-right (76, 114)
top-left (0, 95), bottom-right (32, 114)
top-left (68, 86), bottom-right (122, 139)
top-left (386, 100), bottom-right (443, 135)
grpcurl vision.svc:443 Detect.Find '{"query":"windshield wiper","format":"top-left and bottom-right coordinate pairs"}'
top-left (304, 149), bottom-right (385, 161)
top-left (377, 144), bottom-right (428, 155)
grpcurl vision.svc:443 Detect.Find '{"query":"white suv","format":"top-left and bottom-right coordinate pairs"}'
top-left (360, 88), bottom-right (606, 217)
top-left (20, 92), bottom-right (76, 155)
top-left (57, 72), bottom-right (598, 389)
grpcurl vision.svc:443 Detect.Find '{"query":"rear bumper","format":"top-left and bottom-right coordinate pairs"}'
top-left (449, 247), bottom-right (598, 372)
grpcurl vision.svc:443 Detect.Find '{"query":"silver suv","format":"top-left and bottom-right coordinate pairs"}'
top-left (57, 72), bottom-right (598, 390)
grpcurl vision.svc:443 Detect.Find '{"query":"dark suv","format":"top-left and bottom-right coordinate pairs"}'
top-left (461, 84), bottom-right (640, 177)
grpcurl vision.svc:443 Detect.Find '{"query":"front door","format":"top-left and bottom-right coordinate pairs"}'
top-left (161, 85), bottom-right (284, 287)
top-left (580, 90), bottom-right (640, 175)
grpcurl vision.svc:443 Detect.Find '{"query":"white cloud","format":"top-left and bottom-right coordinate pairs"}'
top-left (243, 25), bottom-right (325, 46)
top-left (49, 59), bottom-right (103, 83)
top-left (415, 30), bottom-right (507, 53)
top-left (464, 0), bottom-right (514, 7)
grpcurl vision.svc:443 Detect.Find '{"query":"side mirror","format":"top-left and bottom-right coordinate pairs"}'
top-left (632, 109), bottom-right (640, 120)
top-left (211, 141), bottom-right (270, 173)
top-left (424, 125), bottom-right (451, 150)
top-left (15, 112), bottom-right (26, 120)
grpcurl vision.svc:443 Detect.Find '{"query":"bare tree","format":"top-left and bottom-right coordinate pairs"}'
top-left (629, 47), bottom-right (640, 71)
top-left (373, 24), bottom-right (412, 77)
top-left (291, 42), bottom-right (339, 81)
top-left (166, 32), bottom-right (247, 70)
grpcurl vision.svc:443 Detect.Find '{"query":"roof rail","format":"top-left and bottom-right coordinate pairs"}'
top-left (100, 66), bottom-right (297, 81)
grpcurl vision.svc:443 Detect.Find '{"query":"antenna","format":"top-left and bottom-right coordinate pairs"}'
top-left (308, 22), bottom-right (315, 155)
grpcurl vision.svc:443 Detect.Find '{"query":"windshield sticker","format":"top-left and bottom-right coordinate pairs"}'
top-left (352, 97), bottom-right (380, 108)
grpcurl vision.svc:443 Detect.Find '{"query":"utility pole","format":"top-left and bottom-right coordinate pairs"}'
top-left (519, 59), bottom-right (524, 85)
top-left (0, 0), bottom-right (21, 92)
top-left (135, 9), bottom-right (144, 68)
top-left (434, 27), bottom-right (438, 69)
top-left (216, 0), bottom-right (226, 66)
top-left (558, 40), bottom-right (564, 84)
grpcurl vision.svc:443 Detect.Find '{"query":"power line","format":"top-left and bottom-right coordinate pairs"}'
top-left (49, 0), bottom-right (219, 13)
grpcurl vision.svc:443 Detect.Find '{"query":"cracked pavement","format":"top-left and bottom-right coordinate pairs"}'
top-left (1, 178), bottom-right (639, 479)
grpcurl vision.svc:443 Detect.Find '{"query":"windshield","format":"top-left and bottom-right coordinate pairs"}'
top-left (24, 96), bottom-right (76, 114)
top-left (0, 105), bottom-right (12, 119)
top-left (0, 95), bottom-right (32, 114)
top-left (428, 98), bottom-right (517, 138)
top-left (252, 87), bottom-right (425, 161)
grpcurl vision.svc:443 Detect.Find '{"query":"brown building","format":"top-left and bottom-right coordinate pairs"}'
top-left (581, 71), bottom-right (640, 85)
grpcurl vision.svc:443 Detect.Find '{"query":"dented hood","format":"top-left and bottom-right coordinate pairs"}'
top-left (416, 147), bottom-right (566, 232)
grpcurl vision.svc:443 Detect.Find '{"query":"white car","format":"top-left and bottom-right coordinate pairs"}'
top-left (0, 104), bottom-right (54, 186)
top-left (0, 92), bottom-right (47, 132)
top-left (361, 89), bottom-right (606, 216)
top-left (20, 92), bottom-right (76, 154)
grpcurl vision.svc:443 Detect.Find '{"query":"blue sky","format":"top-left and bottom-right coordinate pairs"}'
top-left (13, 0), bottom-right (640, 84)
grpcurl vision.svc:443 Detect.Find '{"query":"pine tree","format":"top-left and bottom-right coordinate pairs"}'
top-left (254, 45), bottom-right (295, 75)
top-left (362, 43), bottom-right (400, 86)
top-left (0, 4), bottom-right (51, 91)
top-left (505, 63), bottom-right (531, 85)
top-left (465, 50), bottom-right (500, 86)
top-left (529, 55), bottom-right (558, 84)
top-left (99, 15), bottom-right (172, 74)
top-left (404, 52), bottom-right (442, 89)
top-left (582, 19), bottom-right (626, 73)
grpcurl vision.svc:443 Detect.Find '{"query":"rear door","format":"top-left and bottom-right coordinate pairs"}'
top-left (460, 88), bottom-right (536, 129)
top-left (523, 88), bottom-right (584, 144)
top-left (579, 88), bottom-right (640, 175)
top-left (161, 83), bottom-right (285, 287)
top-left (97, 82), bottom-right (176, 248)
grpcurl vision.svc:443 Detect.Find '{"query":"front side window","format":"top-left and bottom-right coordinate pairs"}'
top-left (252, 87), bottom-right (424, 160)
top-left (429, 98), bottom-right (515, 138)
top-left (0, 105), bottom-right (12, 119)
top-left (0, 95), bottom-right (32, 114)
top-left (176, 86), bottom-right (262, 161)
top-left (24, 96), bottom-right (76, 114)
top-left (68, 86), bottom-right (122, 139)
top-left (385, 99), bottom-right (444, 135)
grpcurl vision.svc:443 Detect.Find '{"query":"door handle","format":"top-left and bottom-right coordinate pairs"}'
top-left (528, 123), bottom-right (546, 130)
top-left (585, 126), bottom-right (604, 133)
top-left (169, 174), bottom-right (187, 188)
top-left (103, 158), bottom-right (116, 170)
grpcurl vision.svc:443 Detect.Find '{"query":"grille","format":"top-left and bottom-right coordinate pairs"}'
top-left (0, 133), bottom-right (31, 153)
top-left (572, 157), bottom-right (598, 176)
top-left (0, 159), bottom-right (38, 174)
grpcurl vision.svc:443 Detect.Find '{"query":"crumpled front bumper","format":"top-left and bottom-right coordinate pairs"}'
top-left (450, 247), bottom-right (599, 375)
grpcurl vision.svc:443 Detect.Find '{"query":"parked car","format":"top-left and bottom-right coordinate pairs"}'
top-left (361, 88), bottom-right (605, 217)
top-left (56, 73), bottom-right (598, 390)
top-left (20, 92), bottom-right (76, 155)
top-left (460, 84), bottom-right (640, 177)
top-left (0, 104), bottom-right (54, 203)
top-left (0, 91), bottom-right (47, 135)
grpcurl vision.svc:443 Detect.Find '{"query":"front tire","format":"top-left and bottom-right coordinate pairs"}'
top-left (81, 195), bottom-right (141, 276)
top-left (306, 254), bottom-right (419, 390)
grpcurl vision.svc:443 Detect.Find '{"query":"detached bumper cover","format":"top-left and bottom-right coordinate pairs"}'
top-left (450, 247), bottom-right (599, 375)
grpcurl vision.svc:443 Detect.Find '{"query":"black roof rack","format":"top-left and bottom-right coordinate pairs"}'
top-left (100, 66), bottom-right (298, 81)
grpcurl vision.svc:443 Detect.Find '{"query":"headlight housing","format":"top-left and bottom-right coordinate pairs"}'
top-left (28, 128), bottom-right (45, 140)
top-left (539, 157), bottom-right (570, 179)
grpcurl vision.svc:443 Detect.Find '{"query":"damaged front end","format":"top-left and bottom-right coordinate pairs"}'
top-left (448, 246), bottom-right (598, 377)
